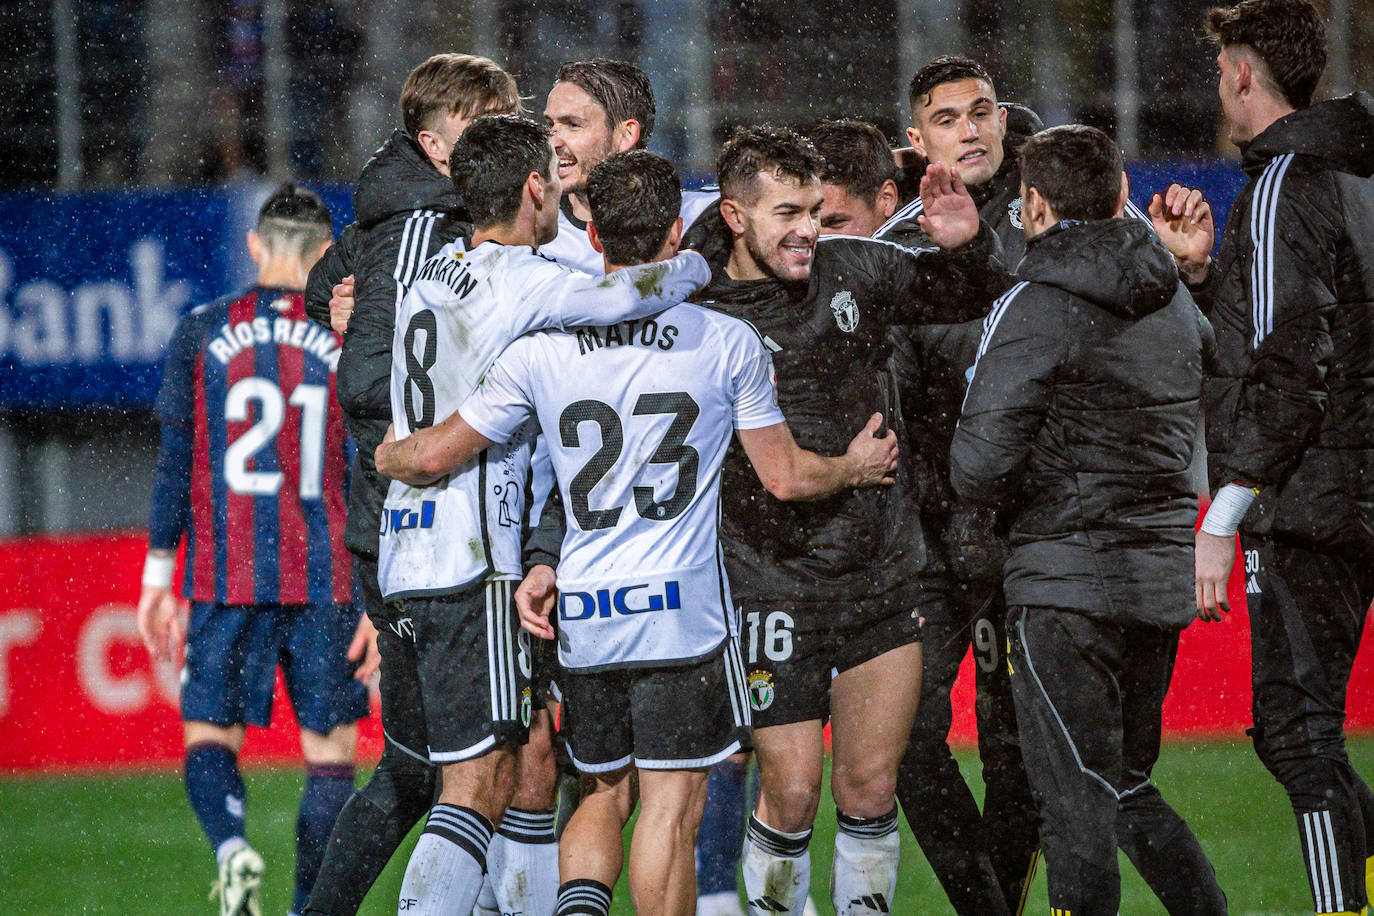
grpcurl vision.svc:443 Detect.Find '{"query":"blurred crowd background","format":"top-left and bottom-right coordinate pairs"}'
top-left (6, 0), bottom-right (1372, 191)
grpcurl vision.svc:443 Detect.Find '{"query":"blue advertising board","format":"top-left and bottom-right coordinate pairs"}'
top-left (0, 164), bottom-right (1244, 411)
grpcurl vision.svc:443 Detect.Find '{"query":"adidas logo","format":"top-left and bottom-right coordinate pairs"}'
top-left (748, 896), bottom-right (789, 913)
top-left (848, 893), bottom-right (891, 913)
top-left (1246, 575), bottom-right (1261, 595)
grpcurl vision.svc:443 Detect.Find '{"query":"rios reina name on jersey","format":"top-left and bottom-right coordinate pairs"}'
top-left (377, 240), bottom-right (711, 600)
top-left (461, 302), bottom-right (785, 671)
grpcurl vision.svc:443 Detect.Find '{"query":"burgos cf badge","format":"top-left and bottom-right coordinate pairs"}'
top-left (1008, 197), bottom-right (1025, 230)
top-left (829, 290), bottom-right (859, 333)
top-left (747, 670), bottom-right (775, 711)
top-left (520, 686), bottom-right (533, 727)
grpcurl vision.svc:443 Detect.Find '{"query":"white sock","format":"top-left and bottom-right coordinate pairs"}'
top-left (398, 804), bottom-right (494, 916)
top-left (488, 808), bottom-right (559, 916)
top-left (214, 836), bottom-right (249, 868)
top-left (830, 808), bottom-right (900, 915)
top-left (742, 813), bottom-right (812, 915)
top-left (696, 889), bottom-right (745, 915)
top-left (473, 872), bottom-right (499, 916)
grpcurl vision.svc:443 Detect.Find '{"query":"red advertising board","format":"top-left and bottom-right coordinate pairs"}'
top-left (0, 532), bottom-right (1370, 772)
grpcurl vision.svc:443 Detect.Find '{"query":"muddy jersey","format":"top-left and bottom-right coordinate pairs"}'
top-left (378, 242), bottom-right (710, 599)
top-left (461, 303), bottom-right (784, 671)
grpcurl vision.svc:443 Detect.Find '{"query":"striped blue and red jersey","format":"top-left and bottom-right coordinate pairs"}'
top-left (149, 287), bottom-right (352, 605)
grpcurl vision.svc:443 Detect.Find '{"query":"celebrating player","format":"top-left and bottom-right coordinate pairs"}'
top-left (372, 115), bottom-right (711, 916)
top-left (681, 126), bottom-right (1004, 915)
top-left (950, 124), bottom-right (1227, 916)
top-left (137, 184), bottom-right (369, 916)
top-left (1178, 1), bottom-right (1374, 912)
top-left (375, 148), bottom-right (899, 916)
top-left (874, 56), bottom-right (1045, 915)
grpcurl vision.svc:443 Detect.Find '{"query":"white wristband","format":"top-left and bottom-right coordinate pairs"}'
top-left (1200, 483), bottom-right (1258, 537)
top-left (142, 552), bottom-right (176, 589)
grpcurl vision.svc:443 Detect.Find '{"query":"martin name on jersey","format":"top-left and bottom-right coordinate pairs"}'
top-left (460, 303), bottom-right (785, 672)
top-left (378, 240), bottom-right (712, 600)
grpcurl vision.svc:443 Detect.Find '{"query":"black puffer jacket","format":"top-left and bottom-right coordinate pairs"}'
top-left (951, 219), bottom-right (1206, 627)
top-left (682, 208), bottom-right (1005, 613)
top-left (304, 129), bottom-right (470, 560)
top-left (1199, 93), bottom-right (1374, 555)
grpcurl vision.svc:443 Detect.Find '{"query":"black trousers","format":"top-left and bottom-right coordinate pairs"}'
top-left (896, 585), bottom-right (1039, 915)
top-left (305, 557), bottom-right (437, 916)
top-left (1244, 535), bottom-right (1374, 914)
top-left (1007, 606), bottom-right (1226, 916)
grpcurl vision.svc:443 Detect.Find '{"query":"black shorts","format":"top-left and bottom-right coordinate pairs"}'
top-left (559, 641), bottom-right (753, 772)
top-left (739, 598), bottom-right (922, 728)
top-left (389, 578), bottom-right (532, 763)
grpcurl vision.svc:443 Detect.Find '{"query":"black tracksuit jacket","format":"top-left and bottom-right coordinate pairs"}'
top-left (680, 208), bottom-right (1004, 614)
top-left (951, 219), bottom-right (1207, 629)
top-left (1196, 92), bottom-right (1374, 556)
top-left (304, 129), bottom-right (470, 560)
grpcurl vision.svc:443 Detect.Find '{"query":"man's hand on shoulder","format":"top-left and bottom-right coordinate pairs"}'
top-left (844, 412), bottom-right (899, 488)
top-left (1148, 185), bottom-right (1213, 285)
top-left (917, 162), bottom-right (979, 249)
top-left (515, 565), bottom-right (557, 640)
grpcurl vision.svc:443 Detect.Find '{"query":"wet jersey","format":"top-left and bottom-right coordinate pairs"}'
top-left (378, 241), bottom-right (710, 599)
top-left (151, 288), bottom-right (352, 605)
top-left (538, 189), bottom-right (721, 272)
top-left (461, 303), bottom-right (784, 670)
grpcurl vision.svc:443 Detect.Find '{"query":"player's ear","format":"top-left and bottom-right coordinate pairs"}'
top-left (907, 124), bottom-right (926, 158)
top-left (614, 119), bottom-right (641, 154)
top-left (877, 179), bottom-right (900, 220)
top-left (1115, 171), bottom-right (1130, 218)
top-left (528, 170), bottom-right (547, 210)
top-left (1234, 54), bottom-right (1253, 97)
top-left (720, 197), bottom-right (747, 235)
top-left (663, 216), bottom-right (684, 257)
top-left (587, 219), bottom-right (605, 254)
top-left (246, 231), bottom-right (263, 265)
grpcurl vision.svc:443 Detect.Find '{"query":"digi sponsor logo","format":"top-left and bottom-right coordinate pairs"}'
top-left (378, 501), bottom-right (437, 536)
top-left (558, 581), bottom-right (682, 621)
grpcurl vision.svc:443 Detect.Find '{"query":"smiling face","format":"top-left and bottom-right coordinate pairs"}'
top-left (724, 170), bottom-right (823, 282)
top-left (544, 81), bottom-right (618, 199)
top-left (909, 77), bottom-right (1007, 187)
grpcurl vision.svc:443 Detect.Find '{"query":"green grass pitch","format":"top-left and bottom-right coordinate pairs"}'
top-left (2, 738), bottom-right (1369, 914)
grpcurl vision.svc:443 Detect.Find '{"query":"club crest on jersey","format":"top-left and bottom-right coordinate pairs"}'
top-left (520, 686), bottom-right (532, 727)
top-left (1008, 197), bottom-right (1024, 230)
top-left (747, 670), bottom-right (775, 711)
top-left (829, 290), bottom-right (859, 333)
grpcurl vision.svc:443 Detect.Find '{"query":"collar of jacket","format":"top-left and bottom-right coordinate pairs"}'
top-left (1240, 91), bottom-right (1374, 178)
top-left (1018, 218), bottom-right (1179, 320)
top-left (352, 129), bottom-right (465, 228)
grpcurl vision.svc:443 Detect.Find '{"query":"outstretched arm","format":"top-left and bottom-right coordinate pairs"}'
top-left (374, 415), bottom-right (494, 486)
top-left (737, 413), bottom-right (897, 502)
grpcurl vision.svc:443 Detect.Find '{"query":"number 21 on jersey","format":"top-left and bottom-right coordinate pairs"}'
top-left (223, 377), bottom-right (329, 498)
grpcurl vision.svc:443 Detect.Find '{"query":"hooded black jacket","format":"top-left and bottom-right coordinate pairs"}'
top-left (950, 219), bottom-right (1206, 628)
top-left (681, 208), bottom-right (1004, 612)
top-left (304, 130), bottom-right (470, 560)
top-left (1198, 93), bottom-right (1374, 555)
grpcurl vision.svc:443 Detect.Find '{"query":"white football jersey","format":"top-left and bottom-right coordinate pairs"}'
top-left (460, 302), bottom-right (785, 671)
top-left (378, 242), bottom-right (711, 600)
top-left (538, 189), bottom-right (720, 273)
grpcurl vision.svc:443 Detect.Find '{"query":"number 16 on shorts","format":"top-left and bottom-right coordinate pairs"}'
top-left (745, 610), bottom-right (793, 713)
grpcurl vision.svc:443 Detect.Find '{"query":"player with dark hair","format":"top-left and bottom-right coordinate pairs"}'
top-left (377, 148), bottom-right (899, 916)
top-left (377, 115), bottom-right (711, 915)
top-left (874, 55), bottom-right (1046, 915)
top-left (810, 120), bottom-right (901, 237)
top-left (541, 58), bottom-right (717, 272)
top-left (1159, 2), bottom-right (1374, 911)
top-left (296, 54), bottom-right (539, 916)
top-left (137, 183), bottom-right (370, 916)
top-left (951, 123), bottom-right (1227, 916)
top-left (681, 124), bottom-right (1003, 915)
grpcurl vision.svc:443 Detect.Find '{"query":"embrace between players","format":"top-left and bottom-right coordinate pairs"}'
top-left (140, 0), bottom-right (1374, 913)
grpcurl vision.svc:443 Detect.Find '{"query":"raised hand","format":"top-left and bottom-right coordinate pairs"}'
top-left (917, 162), bottom-right (980, 249)
top-left (1148, 184), bottom-right (1214, 284)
